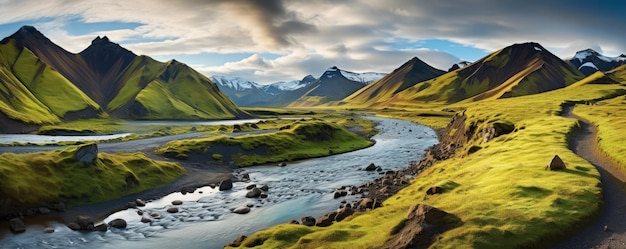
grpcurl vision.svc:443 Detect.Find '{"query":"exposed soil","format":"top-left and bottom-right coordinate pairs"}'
top-left (553, 106), bottom-right (626, 249)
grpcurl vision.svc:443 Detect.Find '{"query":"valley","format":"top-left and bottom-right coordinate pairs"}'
top-left (1, 24), bottom-right (626, 249)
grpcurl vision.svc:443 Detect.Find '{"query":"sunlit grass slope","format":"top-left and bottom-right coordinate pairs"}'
top-left (156, 120), bottom-right (374, 167)
top-left (0, 39), bottom-right (101, 124)
top-left (228, 78), bottom-right (626, 249)
top-left (0, 145), bottom-right (185, 207)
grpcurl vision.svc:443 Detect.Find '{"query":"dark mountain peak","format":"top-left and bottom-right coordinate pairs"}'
top-left (507, 42), bottom-right (546, 53)
top-left (301, 74), bottom-right (316, 83)
top-left (18, 25), bottom-right (39, 34)
top-left (2, 25), bottom-right (50, 47)
top-left (620, 54), bottom-right (626, 58)
top-left (91, 36), bottom-right (111, 45)
top-left (575, 48), bottom-right (600, 55)
top-left (448, 61), bottom-right (471, 72)
top-left (330, 66), bottom-right (338, 70)
top-left (81, 35), bottom-right (135, 58)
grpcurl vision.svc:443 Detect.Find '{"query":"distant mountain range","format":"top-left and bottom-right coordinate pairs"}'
top-left (212, 66), bottom-right (385, 107)
top-left (567, 49), bottom-right (626, 76)
top-left (0, 26), bottom-right (249, 132)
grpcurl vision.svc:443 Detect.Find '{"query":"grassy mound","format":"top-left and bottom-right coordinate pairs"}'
top-left (0, 145), bottom-right (185, 208)
top-left (227, 80), bottom-right (625, 248)
top-left (156, 120), bottom-right (374, 167)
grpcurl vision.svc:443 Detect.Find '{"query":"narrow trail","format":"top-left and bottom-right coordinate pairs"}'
top-left (554, 106), bottom-right (626, 249)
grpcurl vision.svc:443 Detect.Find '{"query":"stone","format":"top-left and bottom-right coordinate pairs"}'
top-left (549, 155), bottom-right (566, 170)
top-left (53, 202), bottom-right (66, 212)
top-left (9, 218), bottom-right (26, 233)
top-left (172, 200), bottom-right (183, 205)
top-left (233, 206), bottom-right (251, 214)
top-left (67, 222), bottom-right (81, 231)
top-left (242, 173), bottom-right (250, 180)
top-left (137, 210), bottom-right (144, 215)
top-left (76, 143), bottom-right (98, 165)
top-left (259, 184), bottom-right (269, 192)
top-left (127, 202), bottom-right (137, 208)
top-left (316, 212), bottom-right (337, 227)
top-left (150, 212), bottom-right (161, 218)
top-left (246, 187), bottom-right (262, 198)
top-left (301, 216), bottom-right (316, 226)
top-left (426, 186), bottom-right (444, 195)
top-left (228, 235), bottom-right (248, 247)
top-left (135, 199), bottom-right (146, 207)
top-left (246, 184), bottom-right (257, 190)
top-left (108, 218), bottom-right (127, 229)
top-left (76, 215), bottom-right (94, 231)
top-left (364, 163), bottom-right (377, 171)
top-left (166, 207), bottom-right (179, 213)
top-left (43, 227), bottom-right (55, 233)
top-left (141, 216), bottom-right (153, 223)
top-left (278, 162), bottom-right (287, 167)
top-left (260, 193), bottom-right (268, 198)
top-left (357, 198), bottom-right (374, 211)
top-left (38, 207), bottom-right (51, 214)
top-left (94, 223), bottom-right (108, 232)
top-left (335, 207), bottom-right (355, 222)
top-left (288, 220), bottom-right (300, 224)
top-left (219, 179), bottom-right (233, 191)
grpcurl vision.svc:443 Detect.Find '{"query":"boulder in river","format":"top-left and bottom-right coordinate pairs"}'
top-left (301, 216), bottom-right (316, 226)
top-left (135, 199), bottom-right (146, 207)
top-left (108, 218), bottom-right (127, 229)
top-left (365, 163), bottom-right (377, 171)
top-left (246, 188), bottom-right (262, 198)
top-left (219, 179), bottom-right (233, 191)
top-left (549, 155), bottom-right (566, 170)
top-left (43, 227), bottom-right (55, 233)
top-left (166, 207), bottom-right (179, 213)
top-left (233, 206), bottom-right (251, 214)
top-left (75, 215), bottom-right (95, 231)
top-left (75, 143), bottom-right (98, 165)
top-left (141, 216), bottom-right (153, 223)
top-left (9, 218), bottom-right (26, 233)
top-left (259, 184), bottom-right (269, 192)
top-left (172, 200), bottom-right (183, 205)
top-left (94, 223), bottom-right (108, 232)
top-left (316, 211), bottom-right (337, 227)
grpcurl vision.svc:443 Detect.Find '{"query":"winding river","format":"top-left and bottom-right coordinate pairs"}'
top-left (0, 117), bottom-right (437, 249)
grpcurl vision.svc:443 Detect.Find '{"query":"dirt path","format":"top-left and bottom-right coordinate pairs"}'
top-left (554, 106), bottom-right (626, 249)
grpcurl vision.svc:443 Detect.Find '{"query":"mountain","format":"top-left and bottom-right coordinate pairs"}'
top-left (287, 66), bottom-right (386, 107)
top-left (389, 42), bottom-right (584, 104)
top-left (448, 61), bottom-right (471, 72)
top-left (568, 49), bottom-right (626, 76)
top-left (341, 57), bottom-right (445, 107)
top-left (0, 26), bottom-right (249, 132)
top-left (262, 75), bottom-right (316, 94)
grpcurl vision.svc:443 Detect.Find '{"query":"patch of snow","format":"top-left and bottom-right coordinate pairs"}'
top-left (578, 62), bottom-right (598, 70)
top-left (534, 46), bottom-right (542, 51)
top-left (339, 70), bottom-right (386, 84)
top-left (210, 75), bottom-right (261, 91)
top-left (267, 80), bottom-right (307, 91)
top-left (573, 49), bottom-right (626, 63)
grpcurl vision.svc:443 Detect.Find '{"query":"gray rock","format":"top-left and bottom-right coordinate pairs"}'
top-left (357, 198), bottom-right (374, 211)
top-left (335, 208), bottom-right (355, 222)
top-left (364, 163), bottom-right (377, 171)
top-left (233, 206), bottom-right (251, 214)
top-left (172, 200), bottom-right (183, 205)
top-left (53, 202), bottom-right (66, 212)
top-left (246, 184), bottom-right (257, 190)
top-left (67, 222), bottom-right (81, 231)
top-left (549, 155), bottom-right (566, 170)
top-left (9, 218), bottom-right (26, 233)
top-left (426, 186), bottom-right (444, 195)
top-left (43, 227), bottom-right (55, 233)
top-left (38, 207), bottom-right (51, 214)
top-left (259, 185), bottom-right (269, 192)
top-left (75, 215), bottom-right (94, 231)
top-left (166, 207), bottom-right (179, 213)
top-left (108, 218), bottom-right (127, 229)
top-left (301, 216), bottom-right (316, 226)
top-left (219, 179), bottom-right (233, 191)
top-left (75, 143), bottom-right (98, 165)
top-left (141, 216), bottom-right (152, 223)
top-left (135, 199), bottom-right (146, 207)
top-left (246, 187), bottom-right (262, 198)
top-left (94, 223), bottom-right (108, 232)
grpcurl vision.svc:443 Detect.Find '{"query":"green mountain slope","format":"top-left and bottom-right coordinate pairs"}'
top-left (388, 42), bottom-right (584, 105)
top-left (342, 57), bottom-right (445, 107)
top-left (287, 67), bottom-right (371, 107)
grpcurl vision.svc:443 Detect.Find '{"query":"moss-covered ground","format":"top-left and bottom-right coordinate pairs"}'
top-left (0, 145), bottom-right (185, 207)
top-left (228, 79), bottom-right (626, 248)
top-left (156, 118), bottom-right (375, 167)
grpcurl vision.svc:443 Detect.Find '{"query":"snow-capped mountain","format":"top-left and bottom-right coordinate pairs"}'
top-left (210, 75), bottom-right (263, 91)
top-left (320, 66), bottom-right (385, 84)
top-left (568, 49), bottom-right (626, 76)
top-left (262, 75), bottom-right (316, 94)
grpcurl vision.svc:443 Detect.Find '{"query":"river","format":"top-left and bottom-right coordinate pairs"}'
top-left (0, 117), bottom-right (437, 249)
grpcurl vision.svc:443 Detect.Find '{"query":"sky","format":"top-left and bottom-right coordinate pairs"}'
top-left (0, 0), bottom-right (625, 84)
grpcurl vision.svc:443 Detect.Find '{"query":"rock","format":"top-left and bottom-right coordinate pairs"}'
top-left (357, 198), bottom-right (374, 211)
top-left (141, 216), bottom-right (153, 223)
top-left (278, 162), bottom-right (287, 167)
top-left (94, 223), bottom-right (108, 232)
top-left (364, 163), bottom-right (377, 171)
top-left (43, 227), bottom-right (55, 233)
top-left (260, 193), bottom-right (268, 198)
top-left (233, 206), bottom-right (251, 214)
top-left (288, 220), bottom-right (300, 224)
top-left (108, 218), bottom-right (127, 229)
top-left (150, 212), bottom-right (161, 218)
top-left (335, 208), bottom-right (355, 222)
top-left (137, 210), bottom-right (144, 215)
top-left (39, 207), bottom-right (51, 214)
top-left (604, 225), bottom-right (609, 232)
top-left (228, 235), bottom-right (248, 247)
top-left (259, 185), bottom-right (269, 192)
top-left (76, 215), bottom-right (94, 231)
top-left (246, 187), bottom-right (262, 198)
top-left (135, 199), bottom-right (146, 207)
top-left (172, 200), bottom-right (183, 205)
top-left (376, 166), bottom-right (383, 172)
top-left (53, 202), bottom-right (66, 212)
top-left (127, 201), bottom-right (137, 208)
top-left (301, 216), bottom-right (316, 226)
top-left (166, 207), bottom-right (179, 213)
top-left (67, 222), bottom-right (81, 231)
top-left (426, 186), bottom-right (444, 195)
top-left (9, 218), bottom-right (26, 233)
top-left (242, 173), bottom-right (250, 180)
top-left (549, 155), bottom-right (566, 170)
top-left (219, 179), bottom-right (233, 191)
top-left (76, 143), bottom-right (98, 165)
top-left (333, 191), bottom-right (342, 199)
top-left (246, 184), bottom-right (257, 190)
top-left (316, 212), bottom-right (337, 227)
top-left (385, 204), bottom-right (460, 249)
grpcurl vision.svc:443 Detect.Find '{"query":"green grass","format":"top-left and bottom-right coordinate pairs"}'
top-left (228, 77), bottom-right (625, 248)
top-left (0, 145), bottom-right (186, 206)
top-left (156, 119), bottom-right (374, 167)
